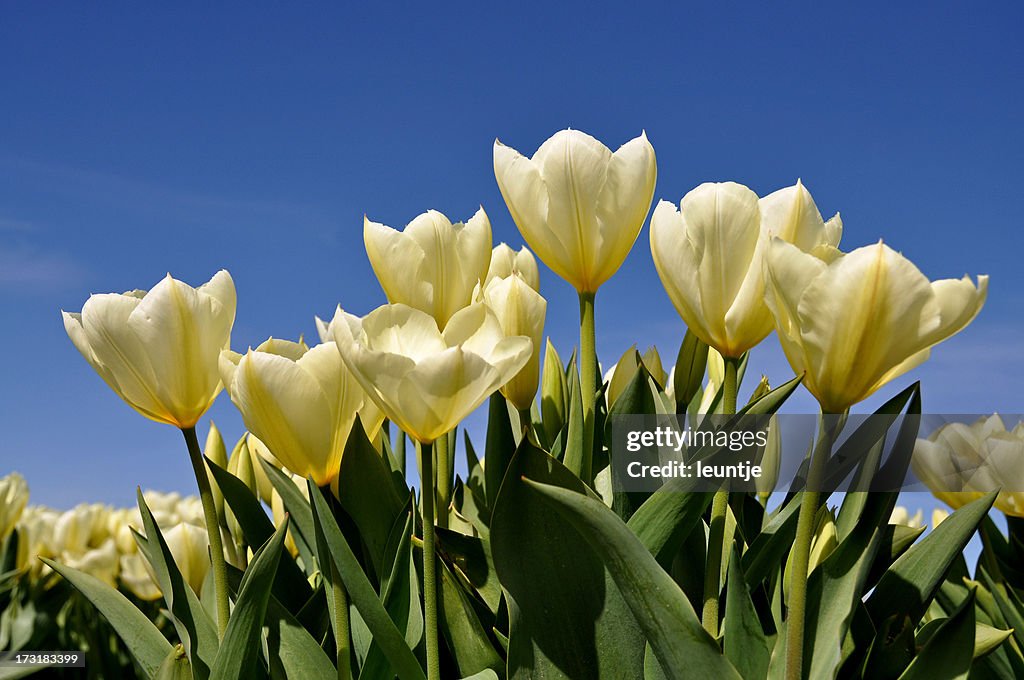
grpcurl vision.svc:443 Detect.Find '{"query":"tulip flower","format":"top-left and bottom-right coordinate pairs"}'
top-left (494, 128), bottom-right (656, 482)
top-left (651, 181), bottom-right (840, 359)
top-left (329, 301), bottom-right (530, 680)
top-left (364, 209), bottom-right (492, 329)
top-left (889, 506), bottom-right (925, 528)
top-left (328, 302), bottom-right (531, 445)
top-left (913, 414), bottom-right (1024, 516)
top-left (486, 243), bottom-right (540, 290)
top-left (220, 337), bottom-right (382, 487)
top-left (479, 274), bottom-right (547, 412)
top-left (62, 271), bottom-right (236, 428)
top-left (493, 129), bottom-right (656, 294)
top-left (765, 239), bottom-right (987, 413)
top-left (0, 473), bottom-right (28, 541)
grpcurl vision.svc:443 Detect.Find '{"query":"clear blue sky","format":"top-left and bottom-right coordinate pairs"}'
top-left (1, 3), bottom-right (1021, 509)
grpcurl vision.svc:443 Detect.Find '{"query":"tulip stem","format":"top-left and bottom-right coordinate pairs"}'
top-left (784, 411), bottom-right (845, 680)
top-left (182, 426), bottom-right (231, 640)
top-left (701, 356), bottom-right (741, 636)
top-left (420, 440), bottom-right (441, 680)
top-left (578, 291), bottom-right (597, 483)
top-left (436, 434), bottom-right (450, 529)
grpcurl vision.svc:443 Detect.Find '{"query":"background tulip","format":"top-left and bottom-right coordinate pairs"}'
top-left (364, 209), bottom-right (492, 329)
top-left (913, 414), bottom-right (1024, 516)
top-left (764, 239), bottom-right (987, 412)
top-left (0, 472), bottom-right (28, 541)
top-left (480, 273), bottom-right (547, 412)
top-left (651, 181), bottom-right (840, 358)
top-left (62, 271), bottom-right (236, 429)
top-left (329, 302), bottom-right (531, 445)
top-left (486, 243), bottom-right (540, 290)
top-left (220, 337), bottom-right (378, 487)
top-left (493, 129), bottom-right (656, 294)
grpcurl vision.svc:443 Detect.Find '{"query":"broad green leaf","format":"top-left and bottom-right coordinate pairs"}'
top-left (308, 480), bottom-right (426, 680)
top-left (626, 479), bottom-right (711, 566)
top-left (155, 644), bottom-right (192, 680)
top-left (210, 522), bottom-right (288, 680)
top-left (491, 441), bottom-right (645, 679)
top-left (737, 374), bottom-right (802, 417)
top-left (264, 592), bottom-right (337, 680)
top-left (136, 490), bottom-right (218, 680)
top-left (40, 558), bottom-right (171, 678)
top-left (436, 527), bottom-right (500, 616)
top-left (901, 590), bottom-right (977, 680)
top-left (742, 496), bottom-right (800, 586)
top-left (525, 479), bottom-right (742, 680)
top-left (562, 356), bottom-right (586, 479)
top-left (724, 546), bottom-right (770, 679)
top-left (606, 361), bottom-right (656, 520)
top-left (438, 558), bottom-right (503, 677)
top-left (259, 458), bottom-right (317, 559)
top-left (867, 492), bottom-right (997, 626)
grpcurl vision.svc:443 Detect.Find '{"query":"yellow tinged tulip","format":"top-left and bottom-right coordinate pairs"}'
top-left (764, 239), bottom-right (987, 412)
top-left (219, 337), bottom-right (378, 487)
top-left (493, 129), bottom-right (657, 293)
top-left (486, 243), bottom-right (540, 290)
top-left (889, 506), bottom-right (925, 528)
top-left (364, 208), bottom-right (492, 329)
top-left (62, 271), bottom-right (236, 428)
top-left (480, 273), bottom-right (547, 410)
top-left (328, 302), bottom-right (532, 444)
top-left (0, 473), bottom-right (28, 541)
top-left (913, 414), bottom-right (1024, 516)
top-left (651, 181), bottom-right (841, 358)
top-left (139, 522), bottom-right (210, 597)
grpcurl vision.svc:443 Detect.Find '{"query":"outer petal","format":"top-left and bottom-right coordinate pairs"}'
top-left (924, 275), bottom-right (988, 347)
top-left (759, 180), bottom-right (830, 252)
top-left (763, 239), bottom-right (829, 382)
top-left (650, 199), bottom-right (704, 339)
top-left (487, 243), bottom-right (540, 291)
top-left (484, 276), bottom-right (547, 409)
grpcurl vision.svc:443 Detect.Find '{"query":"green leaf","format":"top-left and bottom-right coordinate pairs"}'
top-left (867, 492), bottom-right (997, 626)
top-left (491, 441), bottom-right (645, 679)
top-left (484, 392), bottom-right (516, 510)
top-left (207, 458), bottom-right (313, 612)
top-left (336, 419), bottom-right (407, 578)
top-left (210, 522), bottom-right (288, 680)
top-left (724, 546), bottom-right (771, 679)
top-left (562, 356), bottom-right (586, 479)
top-left (259, 458), bottom-right (317, 558)
top-left (308, 481), bottom-right (426, 680)
top-left (606, 361), bottom-right (657, 520)
top-left (264, 592), bottom-right (337, 680)
top-left (524, 478), bottom-right (742, 680)
top-left (742, 496), bottom-right (801, 586)
top-left (626, 480), bottom-right (711, 566)
top-left (136, 489), bottom-right (219, 680)
top-left (438, 558), bottom-right (504, 677)
top-left (673, 329), bottom-right (708, 411)
top-left (737, 374), bottom-right (802, 417)
top-left (40, 558), bottom-right (172, 678)
top-left (436, 527), bottom-right (501, 616)
top-left (900, 589), bottom-right (977, 680)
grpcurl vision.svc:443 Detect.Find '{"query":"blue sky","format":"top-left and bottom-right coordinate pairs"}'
top-left (1, 3), bottom-right (1021, 509)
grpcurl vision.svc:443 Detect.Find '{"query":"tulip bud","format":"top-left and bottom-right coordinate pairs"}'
top-left (487, 244), bottom-right (540, 291)
top-left (765, 239), bottom-right (987, 412)
top-left (364, 209), bottom-right (492, 329)
top-left (480, 274), bottom-right (547, 411)
top-left (62, 271), bottom-right (236, 428)
top-left (756, 415), bottom-right (781, 503)
top-left (540, 340), bottom-right (567, 439)
top-left (204, 421), bottom-right (227, 518)
top-left (494, 129), bottom-right (656, 293)
top-left (329, 303), bottom-right (532, 444)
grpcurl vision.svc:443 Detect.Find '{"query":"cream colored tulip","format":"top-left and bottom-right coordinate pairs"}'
top-left (764, 240), bottom-right (987, 412)
top-left (0, 473), bottom-right (28, 540)
top-left (913, 415), bottom-right (1024, 516)
top-left (487, 243), bottom-right (540, 290)
top-left (134, 521), bottom-right (210, 597)
top-left (651, 181), bottom-right (840, 357)
top-left (220, 337), bottom-right (378, 487)
top-left (889, 506), bottom-right (925, 528)
top-left (15, 506), bottom-right (58, 576)
top-left (364, 209), bottom-right (492, 328)
top-left (494, 129), bottom-right (656, 293)
top-left (480, 274), bottom-right (547, 410)
top-left (328, 302), bottom-right (532, 444)
top-left (62, 271), bottom-right (236, 428)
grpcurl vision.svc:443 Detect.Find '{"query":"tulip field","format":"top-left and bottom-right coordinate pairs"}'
top-left (3, 128), bottom-right (1021, 680)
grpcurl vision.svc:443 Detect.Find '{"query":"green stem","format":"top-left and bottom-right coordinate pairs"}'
top-left (784, 411), bottom-right (844, 680)
top-left (518, 407), bottom-right (533, 443)
top-left (436, 434), bottom-right (450, 530)
top-left (395, 427), bottom-right (407, 481)
top-left (420, 441), bottom-right (440, 680)
top-left (182, 427), bottom-right (230, 640)
top-left (578, 291), bottom-right (597, 484)
top-left (701, 356), bottom-right (741, 636)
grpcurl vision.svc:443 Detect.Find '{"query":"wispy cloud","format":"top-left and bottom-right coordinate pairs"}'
top-left (0, 242), bottom-right (87, 289)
